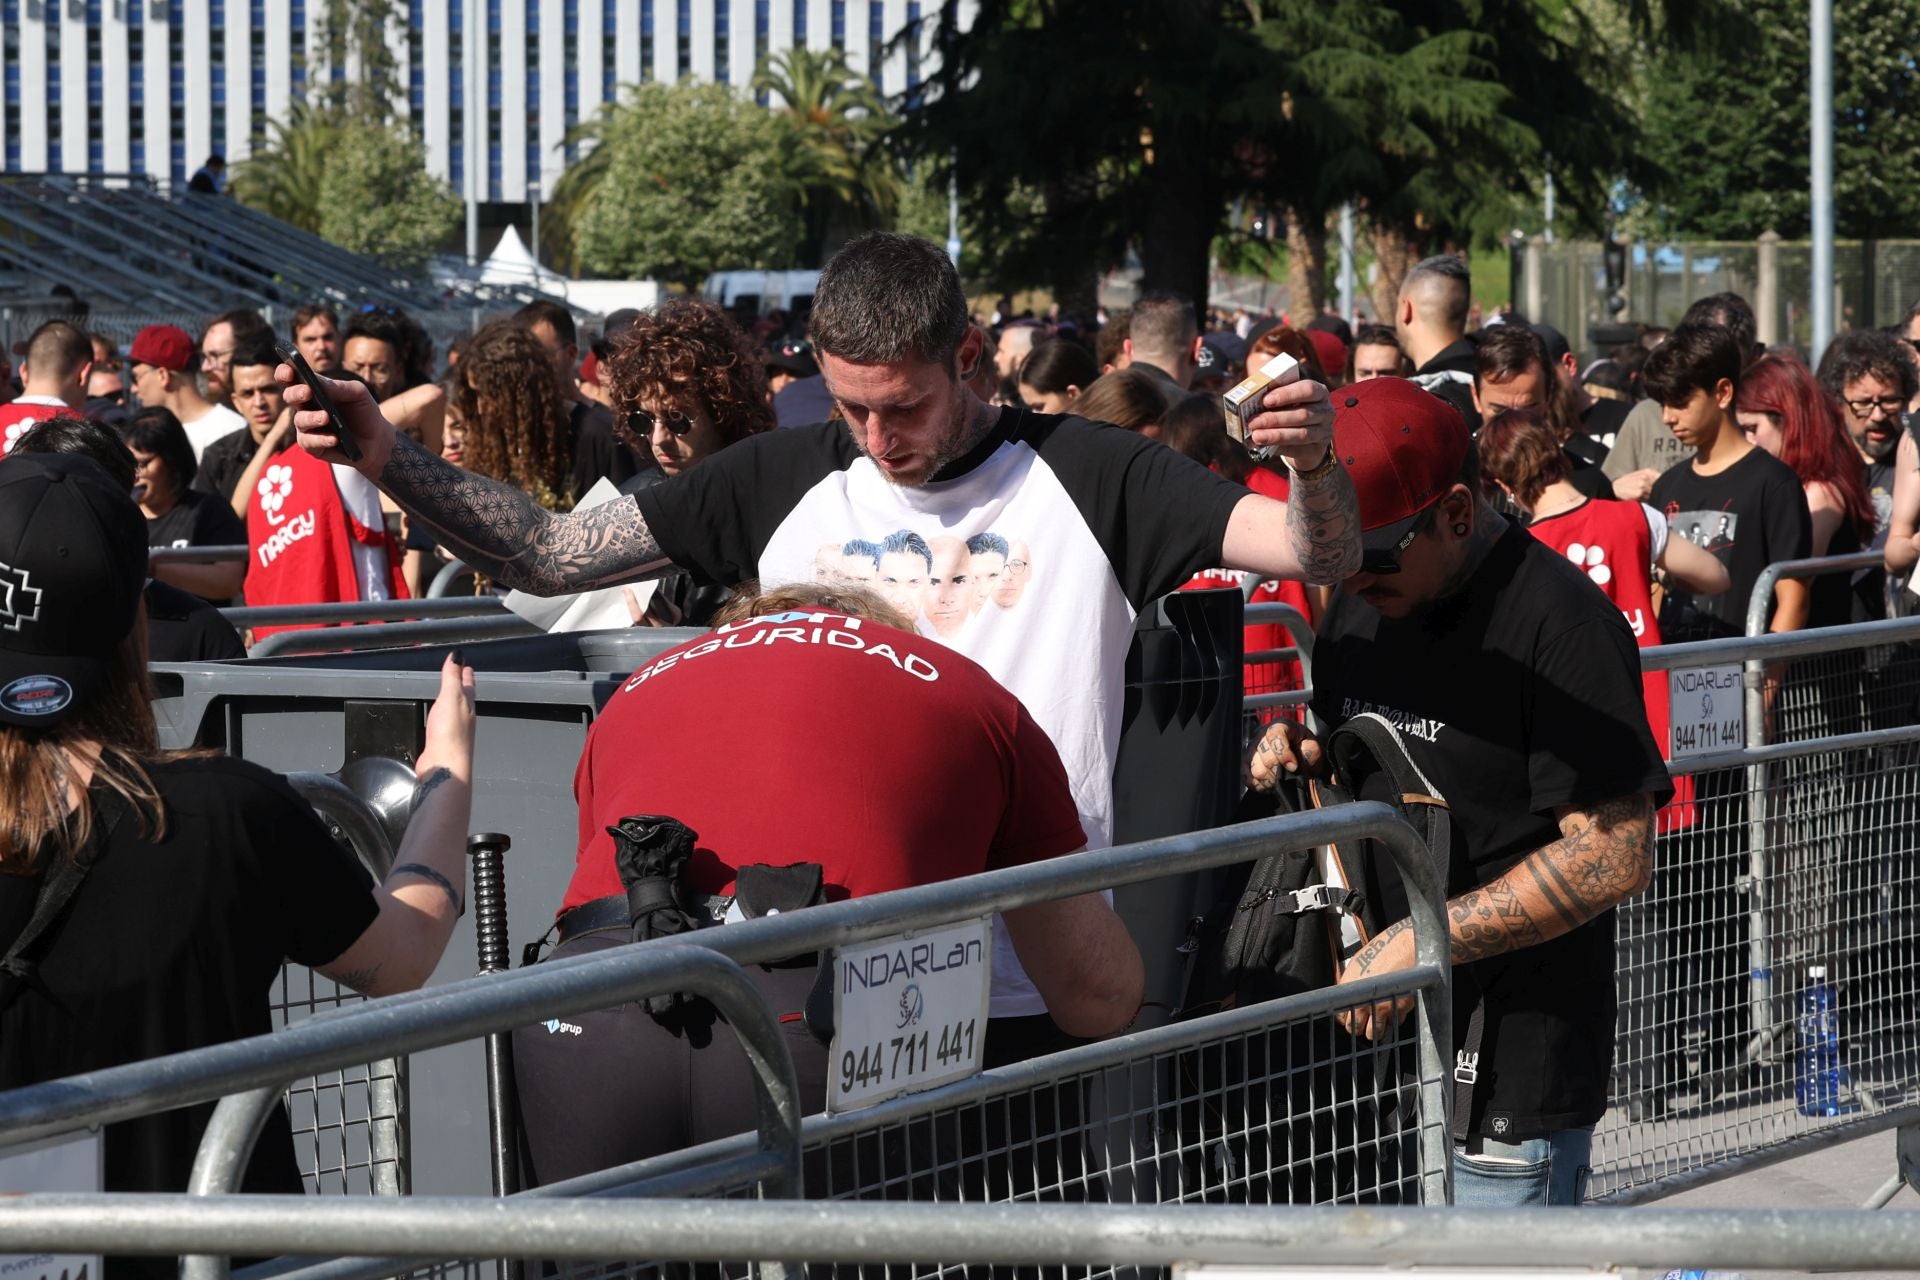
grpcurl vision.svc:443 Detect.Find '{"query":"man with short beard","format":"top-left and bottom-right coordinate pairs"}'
top-left (285, 230), bottom-right (1358, 1059)
top-left (1816, 327), bottom-right (1916, 535)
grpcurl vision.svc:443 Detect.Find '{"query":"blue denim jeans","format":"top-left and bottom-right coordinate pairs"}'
top-left (1451, 1128), bottom-right (1593, 1206)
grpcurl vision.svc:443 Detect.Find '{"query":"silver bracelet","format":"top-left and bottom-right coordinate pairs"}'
top-left (392, 862), bottom-right (464, 917)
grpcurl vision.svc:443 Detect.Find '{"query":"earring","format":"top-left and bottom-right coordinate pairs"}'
top-left (1452, 522), bottom-right (1469, 537)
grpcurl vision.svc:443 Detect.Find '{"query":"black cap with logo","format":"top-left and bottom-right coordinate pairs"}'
top-left (0, 453), bottom-right (148, 727)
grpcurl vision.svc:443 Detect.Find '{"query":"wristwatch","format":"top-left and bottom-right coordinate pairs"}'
top-left (1287, 445), bottom-right (1340, 482)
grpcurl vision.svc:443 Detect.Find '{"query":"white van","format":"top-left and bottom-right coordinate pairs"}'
top-left (699, 269), bottom-right (822, 317)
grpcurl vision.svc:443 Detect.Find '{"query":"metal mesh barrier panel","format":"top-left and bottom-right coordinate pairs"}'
top-left (541, 989), bottom-right (1442, 1280)
top-left (271, 964), bottom-right (408, 1198)
top-left (1596, 632), bottom-right (1920, 1200)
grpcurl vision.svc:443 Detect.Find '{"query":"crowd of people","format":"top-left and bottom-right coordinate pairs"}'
top-left (3, 230), bottom-right (1918, 1261)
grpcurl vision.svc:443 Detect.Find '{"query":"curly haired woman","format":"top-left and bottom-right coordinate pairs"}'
top-left (603, 297), bottom-right (774, 483)
top-left (451, 321), bottom-right (578, 510)
top-left (601, 299), bottom-right (775, 623)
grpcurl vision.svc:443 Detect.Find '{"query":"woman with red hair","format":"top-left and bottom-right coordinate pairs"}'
top-left (1735, 353), bottom-right (1876, 556)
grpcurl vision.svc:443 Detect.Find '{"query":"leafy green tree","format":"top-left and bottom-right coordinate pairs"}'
top-left (231, 103), bottom-right (335, 235)
top-left (570, 81), bottom-right (804, 287)
top-left (1638, 0), bottom-right (1920, 239)
top-left (312, 0), bottom-right (409, 122)
top-left (317, 122), bottom-right (462, 271)
top-left (754, 46), bottom-right (903, 261)
top-left (234, 104), bottom-right (458, 271)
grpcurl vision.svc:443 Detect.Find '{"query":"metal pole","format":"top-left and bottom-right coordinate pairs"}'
top-left (945, 157), bottom-right (961, 268)
top-left (1811, 0), bottom-right (1834, 357)
top-left (464, 0), bottom-right (480, 266)
top-left (468, 832), bottom-right (524, 1280)
top-left (1338, 203), bottom-right (1356, 324)
top-left (1543, 156), bottom-right (1555, 246)
top-left (528, 182), bottom-right (541, 285)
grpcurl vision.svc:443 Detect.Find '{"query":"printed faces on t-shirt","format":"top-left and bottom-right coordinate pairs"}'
top-left (812, 529), bottom-right (1033, 643)
top-left (751, 440), bottom-right (1141, 854)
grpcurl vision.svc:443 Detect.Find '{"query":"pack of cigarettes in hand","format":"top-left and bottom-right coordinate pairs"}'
top-left (1222, 353), bottom-right (1301, 460)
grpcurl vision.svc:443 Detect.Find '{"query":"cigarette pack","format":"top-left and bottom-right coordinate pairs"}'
top-left (1222, 352), bottom-right (1301, 459)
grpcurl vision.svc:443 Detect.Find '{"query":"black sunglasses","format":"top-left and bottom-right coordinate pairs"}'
top-left (1357, 504), bottom-right (1440, 576)
top-left (626, 407), bottom-right (695, 437)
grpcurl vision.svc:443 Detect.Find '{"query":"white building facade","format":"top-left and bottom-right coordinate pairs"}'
top-left (0, 0), bottom-right (968, 203)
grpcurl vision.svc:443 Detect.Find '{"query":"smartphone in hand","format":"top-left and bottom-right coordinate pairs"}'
top-left (275, 342), bottom-right (363, 462)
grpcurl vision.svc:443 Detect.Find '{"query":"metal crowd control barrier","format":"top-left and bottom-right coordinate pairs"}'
top-left (151, 545), bottom-right (249, 566)
top-left (8, 1200), bottom-right (1920, 1274)
top-left (1240, 600), bottom-right (1314, 717)
top-left (281, 773), bottom-right (410, 1200)
top-left (0, 806), bottom-right (1451, 1280)
top-left (223, 599), bottom-right (510, 629)
top-left (1599, 613), bottom-right (1920, 1203)
top-left (426, 559), bottom-right (476, 598)
top-left (248, 614), bottom-right (543, 659)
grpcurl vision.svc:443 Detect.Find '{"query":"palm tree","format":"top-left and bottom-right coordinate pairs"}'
top-left (753, 47), bottom-right (903, 246)
top-left (231, 102), bottom-right (340, 235)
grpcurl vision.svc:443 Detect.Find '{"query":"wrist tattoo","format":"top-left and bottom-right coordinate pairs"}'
top-left (415, 767), bottom-right (456, 803)
top-left (392, 862), bottom-right (464, 916)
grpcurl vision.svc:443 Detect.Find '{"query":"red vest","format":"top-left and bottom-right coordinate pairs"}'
top-left (246, 446), bottom-right (408, 638)
top-left (0, 401), bottom-right (82, 456)
top-left (1524, 498), bottom-right (1695, 830)
top-left (1178, 465), bottom-right (1312, 718)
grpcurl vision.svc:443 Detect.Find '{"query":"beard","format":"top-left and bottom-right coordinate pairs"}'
top-left (846, 394), bottom-right (984, 487)
top-left (1859, 422), bottom-right (1901, 464)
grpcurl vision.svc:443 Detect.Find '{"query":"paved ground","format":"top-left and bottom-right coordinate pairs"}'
top-left (1629, 1128), bottom-right (1917, 1280)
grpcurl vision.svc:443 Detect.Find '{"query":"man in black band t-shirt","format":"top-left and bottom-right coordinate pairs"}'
top-left (1250, 378), bottom-right (1672, 1207)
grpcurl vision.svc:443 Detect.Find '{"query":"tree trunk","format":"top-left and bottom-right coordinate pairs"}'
top-left (1285, 205), bottom-right (1327, 323)
top-left (1050, 263), bottom-right (1100, 326)
top-left (1136, 0), bottom-right (1223, 313)
top-left (1368, 221), bottom-right (1416, 325)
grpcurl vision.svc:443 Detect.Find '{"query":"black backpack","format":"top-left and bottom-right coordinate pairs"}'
top-left (1194, 712), bottom-right (1453, 1015)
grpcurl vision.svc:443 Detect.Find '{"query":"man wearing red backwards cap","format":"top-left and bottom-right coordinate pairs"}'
top-left (1249, 377), bottom-right (1672, 1208)
top-left (127, 324), bottom-right (245, 462)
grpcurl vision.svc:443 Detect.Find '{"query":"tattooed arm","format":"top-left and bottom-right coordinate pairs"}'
top-left (280, 364), bottom-right (672, 595)
top-left (1335, 793), bottom-right (1656, 1038)
top-left (1220, 377), bottom-right (1363, 584)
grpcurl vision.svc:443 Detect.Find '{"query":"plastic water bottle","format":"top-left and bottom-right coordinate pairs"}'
top-left (1797, 966), bottom-right (1858, 1117)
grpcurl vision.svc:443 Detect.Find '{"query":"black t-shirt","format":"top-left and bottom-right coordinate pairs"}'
top-left (193, 426), bottom-right (281, 506)
top-left (147, 487), bottom-right (248, 551)
top-left (144, 579), bottom-right (246, 661)
top-left (570, 399), bottom-right (647, 500)
top-left (0, 758), bottom-right (377, 1272)
top-left (1579, 398), bottom-right (1630, 456)
top-left (1564, 430), bottom-right (1610, 471)
top-left (1650, 446), bottom-right (1813, 641)
top-left (1311, 523), bottom-right (1673, 1138)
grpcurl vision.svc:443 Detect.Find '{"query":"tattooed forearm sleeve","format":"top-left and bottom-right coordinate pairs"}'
top-left (1446, 793), bottom-right (1655, 965)
top-left (1285, 457), bottom-right (1363, 584)
top-left (378, 433), bottom-right (673, 595)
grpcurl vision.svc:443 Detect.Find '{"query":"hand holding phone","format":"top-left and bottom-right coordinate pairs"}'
top-left (275, 342), bottom-right (363, 462)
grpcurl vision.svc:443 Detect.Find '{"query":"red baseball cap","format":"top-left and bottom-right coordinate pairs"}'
top-left (129, 324), bottom-right (197, 373)
top-left (1331, 377), bottom-right (1471, 557)
top-left (1306, 328), bottom-right (1348, 381)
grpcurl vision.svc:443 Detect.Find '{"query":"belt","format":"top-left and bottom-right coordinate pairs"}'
top-left (556, 893), bottom-right (630, 944)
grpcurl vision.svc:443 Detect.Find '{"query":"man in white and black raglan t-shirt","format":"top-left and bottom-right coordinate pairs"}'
top-left (283, 232), bottom-right (1363, 1050)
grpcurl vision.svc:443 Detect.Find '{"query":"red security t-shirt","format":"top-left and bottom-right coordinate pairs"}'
top-left (561, 608), bottom-right (1088, 914)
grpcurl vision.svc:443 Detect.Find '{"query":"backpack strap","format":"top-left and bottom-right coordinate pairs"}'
top-left (0, 786), bottom-right (129, 1015)
top-left (1326, 712), bottom-right (1482, 1140)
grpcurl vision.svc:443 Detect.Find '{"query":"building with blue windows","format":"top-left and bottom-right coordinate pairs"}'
top-left (0, 0), bottom-right (962, 205)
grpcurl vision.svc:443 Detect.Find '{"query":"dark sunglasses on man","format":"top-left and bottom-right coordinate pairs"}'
top-left (1357, 504), bottom-right (1440, 576)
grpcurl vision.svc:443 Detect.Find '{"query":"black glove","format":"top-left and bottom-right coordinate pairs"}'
top-left (609, 814), bottom-right (703, 1019)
